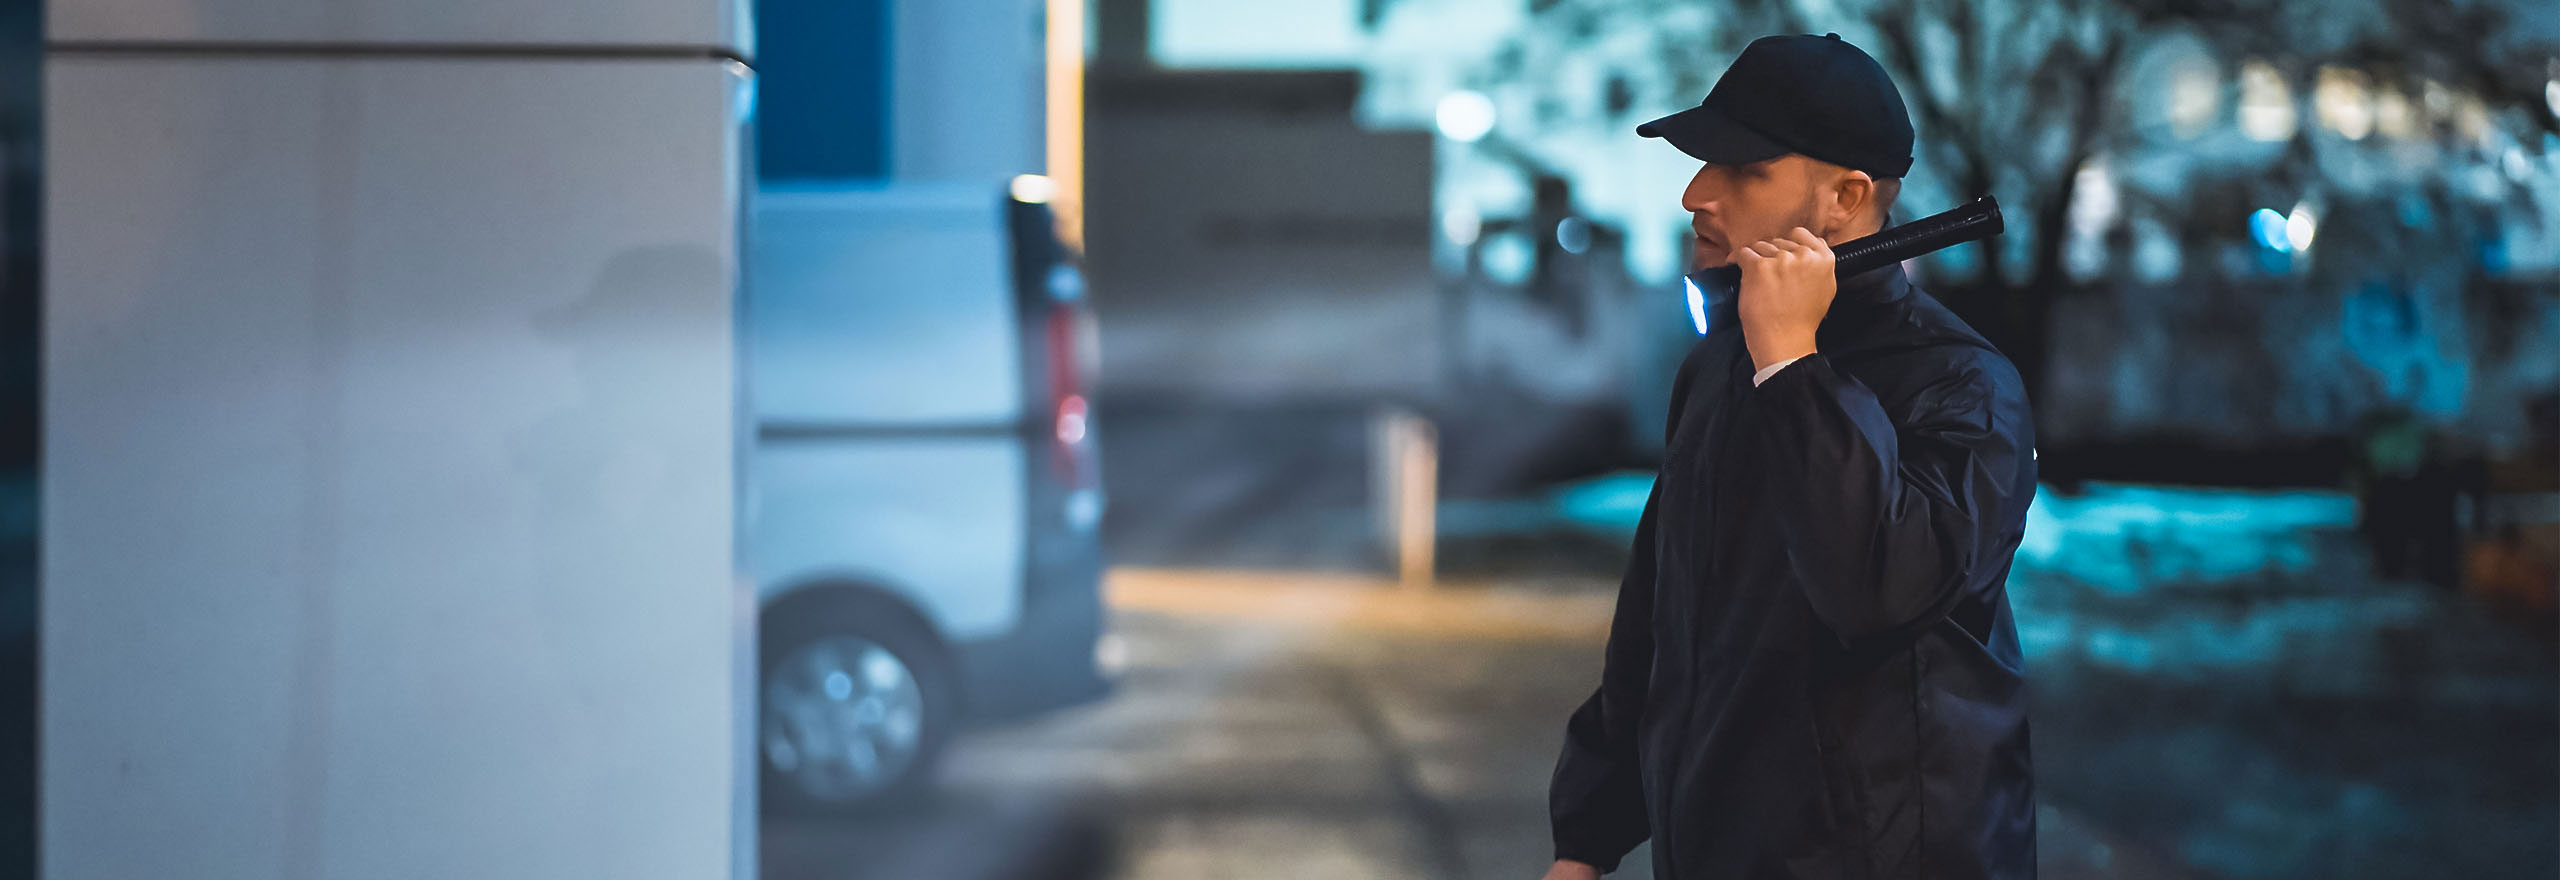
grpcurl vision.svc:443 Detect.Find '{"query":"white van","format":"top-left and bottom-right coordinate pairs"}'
top-left (746, 180), bottom-right (1109, 813)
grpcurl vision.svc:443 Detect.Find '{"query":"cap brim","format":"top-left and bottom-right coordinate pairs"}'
top-left (1636, 103), bottom-right (1791, 166)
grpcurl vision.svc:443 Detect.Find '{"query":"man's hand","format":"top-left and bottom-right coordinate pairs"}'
top-left (1733, 226), bottom-right (1834, 372)
top-left (1542, 859), bottom-right (1604, 880)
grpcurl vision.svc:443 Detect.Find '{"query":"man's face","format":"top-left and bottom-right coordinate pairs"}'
top-left (1682, 154), bottom-right (1825, 271)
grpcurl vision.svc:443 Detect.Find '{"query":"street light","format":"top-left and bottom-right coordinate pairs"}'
top-left (2240, 60), bottom-right (2296, 142)
top-left (2286, 204), bottom-right (2318, 252)
top-left (2315, 66), bottom-right (2374, 140)
top-left (1436, 90), bottom-right (1497, 143)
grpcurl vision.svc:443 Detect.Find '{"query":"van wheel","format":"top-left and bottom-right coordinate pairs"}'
top-left (759, 613), bottom-right (953, 815)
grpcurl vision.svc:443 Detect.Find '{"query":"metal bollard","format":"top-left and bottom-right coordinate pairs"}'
top-left (1371, 406), bottom-right (1439, 589)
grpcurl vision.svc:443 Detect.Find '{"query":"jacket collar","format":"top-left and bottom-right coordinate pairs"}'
top-left (1814, 261), bottom-right (1917, 359)
top-left (1835, 260), bottom-right (1911, 307)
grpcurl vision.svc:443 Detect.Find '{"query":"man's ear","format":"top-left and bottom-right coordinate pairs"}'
top-left (1808, 161), bottom-right (1871, 240)
top-left (1832, 169), bottom-right (1876, 232)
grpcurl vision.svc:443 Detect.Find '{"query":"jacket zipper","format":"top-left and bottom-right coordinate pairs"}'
top-left (1663, 344), bottom-right (1754, 879)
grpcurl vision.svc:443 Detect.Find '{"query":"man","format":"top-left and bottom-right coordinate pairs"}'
top-left (1542, 32), bottom-right (2040, 879)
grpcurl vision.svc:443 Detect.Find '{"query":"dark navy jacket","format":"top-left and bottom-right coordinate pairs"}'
top-left (1549, 262), bottom-right (2039, 879)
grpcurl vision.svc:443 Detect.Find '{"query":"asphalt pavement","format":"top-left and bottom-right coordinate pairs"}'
top-left (761, 569), bottom-right (2221, 880)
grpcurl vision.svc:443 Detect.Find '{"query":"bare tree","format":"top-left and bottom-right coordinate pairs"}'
top-left (1394, 0), bottom-right (2559, 414)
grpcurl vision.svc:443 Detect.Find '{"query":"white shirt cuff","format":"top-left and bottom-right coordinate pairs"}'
top-left (1752, 354), bottom-right (1808, 386)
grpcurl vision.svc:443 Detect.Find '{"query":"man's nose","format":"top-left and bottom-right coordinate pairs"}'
top-left (1681, 168), bottom-right (1720, 214)
top-left (1683, 191), bottom-right (1720, 219)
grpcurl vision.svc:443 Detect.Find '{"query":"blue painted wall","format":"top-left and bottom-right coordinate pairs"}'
top-left (756, 0), bottom-right (892, 180)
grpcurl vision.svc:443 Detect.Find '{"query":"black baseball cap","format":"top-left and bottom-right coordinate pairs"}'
top-left (1637, 32), bottom-right (1915, 178)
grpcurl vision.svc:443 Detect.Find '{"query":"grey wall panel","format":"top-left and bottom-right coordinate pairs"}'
top-left (50, 0), bottom-right (748, 55)
top-left (43, 56), bottom-right (748, 880)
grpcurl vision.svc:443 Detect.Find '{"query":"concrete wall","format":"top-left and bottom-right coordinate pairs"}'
top-left (41, 2), bottom-right (754, 878)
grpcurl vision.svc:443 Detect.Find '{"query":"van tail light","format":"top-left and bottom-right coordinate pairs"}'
top-left (1044, 303), bottom-right (1095, 489)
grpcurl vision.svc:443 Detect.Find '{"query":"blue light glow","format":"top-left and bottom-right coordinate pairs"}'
top-left (1047, 264), bottom-right (1085, 302)
top-left (1683, 277), bottom-right (1708, 335)
top-left (1555, 218), bottom-right (1591, 254)
top-left (1481, 232), bottom-right (1534, 285)
top-left (2250, 208), bottom-right (2293, 252)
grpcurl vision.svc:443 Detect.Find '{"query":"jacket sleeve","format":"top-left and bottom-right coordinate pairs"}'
top-left (1548, 480), bottom-right (1659, 872)
top-left (1746, 350), bottom-right (2032, 643)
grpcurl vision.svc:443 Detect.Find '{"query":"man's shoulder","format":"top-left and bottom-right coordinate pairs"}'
top-left (1935, 344), bottom-right (2024, 397)
top-left (1895, 286), bottom-right (2024, 393)
top-left (1846, 324), bottom-right (2025, 430)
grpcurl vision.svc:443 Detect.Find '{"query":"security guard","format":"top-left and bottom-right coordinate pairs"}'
top-left (1544, 32), bottom-right (2041, 880)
